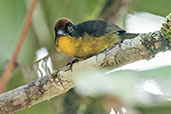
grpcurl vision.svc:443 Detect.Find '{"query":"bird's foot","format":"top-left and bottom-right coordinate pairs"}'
top-left (114, 40), bottom-right (123, 48)
top-left (66, 59), bottom-right (79, 71)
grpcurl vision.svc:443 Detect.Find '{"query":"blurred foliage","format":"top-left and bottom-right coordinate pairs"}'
top-left (75, 66), bottom-right (171, 102)
top-left (133, 0), bottom-right (171, 17)
top-left (137, 106), bottom-right (171, 114)
top-left (0, 0), bottom-right (171, 114)
top-left (0, 0), bottom-right (38, 65)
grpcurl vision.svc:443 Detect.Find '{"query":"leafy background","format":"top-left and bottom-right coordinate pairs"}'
top-left (0, 0), bottom-right (171, 114)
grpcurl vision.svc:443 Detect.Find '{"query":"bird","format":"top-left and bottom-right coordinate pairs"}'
top-left (54, 17), bottom-right (138, 60)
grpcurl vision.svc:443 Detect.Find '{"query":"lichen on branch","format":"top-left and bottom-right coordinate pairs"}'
top-left (161, 13), bottom-right (171, 48)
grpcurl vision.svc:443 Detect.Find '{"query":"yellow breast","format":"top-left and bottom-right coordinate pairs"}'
top-left (56, 35), bottom-right (78, 56)
top-left (56, 33), bottom-right (119, 59)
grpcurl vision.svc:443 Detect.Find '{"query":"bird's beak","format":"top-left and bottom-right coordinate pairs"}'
top-left (54, 30), bottom-right (66, 44)
top-left (57, 30), bottom-right (66, 36)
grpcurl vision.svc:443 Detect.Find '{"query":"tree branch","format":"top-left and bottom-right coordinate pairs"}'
top-left (0, 13), bottom-right (171, 114)
top-left (0, 0), bottom-right (39, 93)
top-left (98, 0), bottom-right (136, 24)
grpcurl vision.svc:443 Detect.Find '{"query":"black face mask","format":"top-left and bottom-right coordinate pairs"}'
top-left (65, 22), bottom-right (80, 38)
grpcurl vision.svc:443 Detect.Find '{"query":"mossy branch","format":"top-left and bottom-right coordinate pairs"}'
top-left (0, 13), bottom-right (171, 114)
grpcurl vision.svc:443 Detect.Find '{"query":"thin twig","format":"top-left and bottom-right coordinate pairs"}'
top-left (0, 0), bottom-right (39, 93)
top-left (98, 0), bottom-right (136, 24)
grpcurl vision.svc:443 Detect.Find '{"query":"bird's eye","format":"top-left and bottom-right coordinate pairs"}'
top-left (67, 26), bottom-right (74, 33)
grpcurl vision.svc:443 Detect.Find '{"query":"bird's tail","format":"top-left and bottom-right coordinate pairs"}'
top-left (120, 33), bottom-right (139, 40)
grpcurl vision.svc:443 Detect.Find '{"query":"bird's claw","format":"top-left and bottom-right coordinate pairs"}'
top-left (66, 59), bottom-right (79, 71)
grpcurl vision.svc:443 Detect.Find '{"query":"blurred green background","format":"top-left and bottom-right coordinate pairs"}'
top-left (0, 0), bottom-right (171, 114)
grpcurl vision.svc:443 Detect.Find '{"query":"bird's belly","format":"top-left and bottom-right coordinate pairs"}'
top-left (77, 39), bottom-right (110, 58)
top-left (56, 34), bottom-right (119, 59)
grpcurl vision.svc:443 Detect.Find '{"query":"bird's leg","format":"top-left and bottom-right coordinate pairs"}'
top-left (66, 59), bottom-right (79, 71)
top-left (114, 40), bottom-right (123, 48)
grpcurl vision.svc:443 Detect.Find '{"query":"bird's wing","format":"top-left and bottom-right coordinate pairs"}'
top-left (75, 20), bottom-right (126, 37)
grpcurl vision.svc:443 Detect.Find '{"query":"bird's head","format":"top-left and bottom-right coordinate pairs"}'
top-left (54, 17), bottom-right (77, 44)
